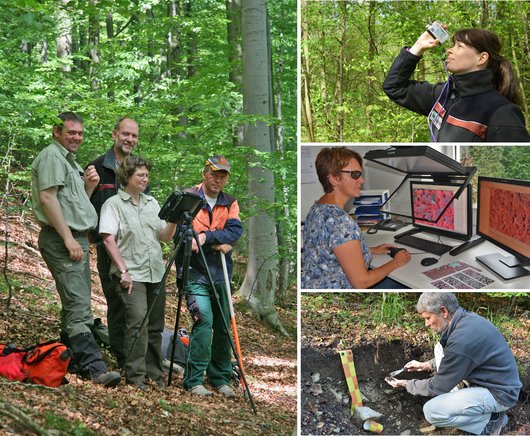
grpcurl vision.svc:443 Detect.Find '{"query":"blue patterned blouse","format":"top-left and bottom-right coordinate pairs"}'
top-left (302, 203), bottom-right (372, 289)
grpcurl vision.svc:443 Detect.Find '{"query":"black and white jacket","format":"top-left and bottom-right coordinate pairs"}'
top-left (383, 48), bottom-right (530, 142)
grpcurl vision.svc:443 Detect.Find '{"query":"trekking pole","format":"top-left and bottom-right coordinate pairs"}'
top-left (220, 251), bottom-right (247, 393)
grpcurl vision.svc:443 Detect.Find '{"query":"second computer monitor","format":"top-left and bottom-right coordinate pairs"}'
top-left (476, 176), bottom-right (530, 280)
top-left (410, 181), bottom-right (472, 241)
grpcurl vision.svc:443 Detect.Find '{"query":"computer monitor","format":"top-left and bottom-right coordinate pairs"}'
top-left (410, 181), bottom-right (472, 241)
top-left (476, 176), bottom-right (530, 280)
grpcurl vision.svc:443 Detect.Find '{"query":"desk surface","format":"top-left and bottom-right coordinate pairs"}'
top-left (365, 226), bottom-right (530, 289)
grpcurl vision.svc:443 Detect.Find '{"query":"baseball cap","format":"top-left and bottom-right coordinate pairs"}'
top-left (206, 155), bottom-right (231, 174)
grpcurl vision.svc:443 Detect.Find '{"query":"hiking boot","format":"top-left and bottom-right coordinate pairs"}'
top-left (128, 381), bottom-right (148, 391)
top-left (189, 385), bottom-right (213, 397)
top-left (481, 412), bottom-right (508, 435)
top-left (217, 384), bottom-right (236, 398)
top-left (149, 377), bottom-right (166, 389)
top-left (92, 371), bottom-right (121, 388)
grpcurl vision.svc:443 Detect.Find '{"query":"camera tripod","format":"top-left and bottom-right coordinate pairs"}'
top-left (123, 211), bottom-right (256, 414)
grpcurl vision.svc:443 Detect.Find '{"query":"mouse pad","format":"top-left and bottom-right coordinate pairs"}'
top-left (422, 261), bottom-right (495, 289)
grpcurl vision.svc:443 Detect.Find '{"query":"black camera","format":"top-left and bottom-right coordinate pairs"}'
top-left (158, 190), bottom-right (204, 223)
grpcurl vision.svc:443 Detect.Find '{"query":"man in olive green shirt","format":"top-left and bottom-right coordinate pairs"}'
top-left (31, 112), bottom-right (120, 387)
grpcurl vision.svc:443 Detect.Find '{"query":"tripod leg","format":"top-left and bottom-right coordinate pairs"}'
top-left (167, 228), bottom-right (193, 387)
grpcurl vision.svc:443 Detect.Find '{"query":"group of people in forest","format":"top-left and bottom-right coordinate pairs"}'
top-left (32, 112), bottom-right (241, 397)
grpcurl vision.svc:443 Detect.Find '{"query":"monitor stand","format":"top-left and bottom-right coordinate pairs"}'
top-left (476, 253), bottom-right (530, 281)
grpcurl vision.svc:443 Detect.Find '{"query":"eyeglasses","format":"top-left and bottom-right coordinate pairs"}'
top-left (339, 170), bottom-right (363, 180)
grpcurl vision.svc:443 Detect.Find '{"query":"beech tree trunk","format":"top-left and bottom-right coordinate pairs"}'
top-left (239, 0), bottom-right (286, 335)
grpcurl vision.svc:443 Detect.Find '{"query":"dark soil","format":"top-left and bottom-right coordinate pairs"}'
top-left (301, 342), bottom-right (530, 435)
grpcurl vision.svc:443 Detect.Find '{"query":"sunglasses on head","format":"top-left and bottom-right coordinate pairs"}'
top-left (339, 170), bottom-right (362, 180)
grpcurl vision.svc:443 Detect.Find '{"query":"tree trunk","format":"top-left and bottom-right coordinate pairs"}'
top-left (481, 0), bottom-right (489, 27)
top-left (226, 0), bottom-right (244, 147)
top-left (56, 0), bottom-right (72, 72)
top-left (185, 1), bottom-right (196, 78)
top-left (274, 40), bottom-right (291, 301)
top-left (21, 41), bottom-right (32, 66)
top-left (88, 0), bottom-right (100, 89)
top-left (167, 1), bottom-right (178, 78)
top-left (41, 38), bottom-right (47, 63)
top-left (239, 0), bottom-right (287, 335)
top-left (106, 13), bottom-right (114, 99)
top-left (301, 0), bottom-right (314, 141)
top-left (334, 1), bottom-right (346, 141)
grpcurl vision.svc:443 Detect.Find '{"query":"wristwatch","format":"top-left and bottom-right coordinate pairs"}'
top-left (120, 268), bottom-right (128, 274)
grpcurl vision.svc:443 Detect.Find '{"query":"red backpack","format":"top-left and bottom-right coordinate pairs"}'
top-left (0, 344), bottom-right (26, 382)
top-left (0, 340), bottom-right (72, 387)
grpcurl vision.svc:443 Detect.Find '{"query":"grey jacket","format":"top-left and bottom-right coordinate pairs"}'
top-left (406, 307), bottom-right (521, 407)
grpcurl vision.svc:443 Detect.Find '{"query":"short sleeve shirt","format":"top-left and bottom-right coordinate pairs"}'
top-left (31, 141), bottom-right (97, 231)
top-left (99, 190), bottom-right (166, 283)
top-left (302, 203), bottom-right (372, 289)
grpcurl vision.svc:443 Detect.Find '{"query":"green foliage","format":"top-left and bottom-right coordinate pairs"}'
top-left (375, 292), bottom-right (407, 326)
top-left (302, 0), bottom-right (530, 142)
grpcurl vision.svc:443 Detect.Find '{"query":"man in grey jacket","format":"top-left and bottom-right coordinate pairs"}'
top-left (386, 292), bottom-right (521, 435)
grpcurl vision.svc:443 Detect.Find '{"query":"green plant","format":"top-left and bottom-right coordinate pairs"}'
top-left (376, 293), bottom-right (407, 325)
top-left (44, 412), bottom-right (96, 435)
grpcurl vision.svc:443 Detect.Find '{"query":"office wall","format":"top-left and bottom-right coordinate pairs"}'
top-left (300, 145), bottom-right (455, 221)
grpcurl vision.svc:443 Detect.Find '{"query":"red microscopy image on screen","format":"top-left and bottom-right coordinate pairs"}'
top-left (489, 189), bottom-right (530, 245)
top-left (413, 188), bottom-right (455, 230)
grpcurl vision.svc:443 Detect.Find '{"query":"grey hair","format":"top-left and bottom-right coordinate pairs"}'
top-left (416, 292), bottom-right (459, 315)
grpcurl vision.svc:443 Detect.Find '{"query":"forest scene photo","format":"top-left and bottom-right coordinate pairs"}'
top-left (0, 0), bottom-right (297, 433)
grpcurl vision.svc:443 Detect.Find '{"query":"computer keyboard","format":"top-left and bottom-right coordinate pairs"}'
top-left (394, 234), bottom-right (453, 256)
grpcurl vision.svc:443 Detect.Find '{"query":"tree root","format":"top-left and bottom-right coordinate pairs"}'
top-left (0, 401), bottom-right (49, 435)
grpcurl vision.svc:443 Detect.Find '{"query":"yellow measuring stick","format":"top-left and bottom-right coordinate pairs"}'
top-left (339, 349), bottom-right (363, 414)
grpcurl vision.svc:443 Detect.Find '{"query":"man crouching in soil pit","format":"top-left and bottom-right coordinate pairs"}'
top-left (386, 292), bottom-right (521, 435)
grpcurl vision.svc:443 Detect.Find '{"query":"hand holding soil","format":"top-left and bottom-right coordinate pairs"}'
top-left (384, 376), bottom-right (407, 389)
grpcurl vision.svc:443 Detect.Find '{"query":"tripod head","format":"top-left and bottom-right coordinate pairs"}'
top-left (159, 190), bottom-right (204, 224)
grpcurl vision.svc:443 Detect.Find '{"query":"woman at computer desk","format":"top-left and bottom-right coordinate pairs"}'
top-left (302, 147), bottom-right (411, 289)
top-left (383, 27), bottom-right (530, 142)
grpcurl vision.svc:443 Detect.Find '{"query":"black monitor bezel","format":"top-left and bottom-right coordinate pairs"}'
top-left (477, 176), bottom-right (530, 262)
top-left (409, 181), bottom-right (473, 241)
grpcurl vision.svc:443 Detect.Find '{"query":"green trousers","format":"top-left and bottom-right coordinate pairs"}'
top-left (38, 228), bottom-right (94, 337)
top-left (119, 280), bottom-right (165, 384)
top-left (183, 281), bottom-right (232, 389)
top-left (96, 243), bottom-right (126, 367)
top-left (38, 228), bottom-right (107, 378)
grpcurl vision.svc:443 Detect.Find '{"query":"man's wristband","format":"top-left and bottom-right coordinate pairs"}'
top-left (120, 268), bottom-right (128, 274)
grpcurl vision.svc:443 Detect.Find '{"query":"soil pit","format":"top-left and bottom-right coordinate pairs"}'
top-left (301, 340), bottom-right (529, 435)
top-left (301, 341), bottom-right (431, 435)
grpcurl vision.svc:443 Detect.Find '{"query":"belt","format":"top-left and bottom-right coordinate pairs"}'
top-left (41, 225), bottom-right (88, 238)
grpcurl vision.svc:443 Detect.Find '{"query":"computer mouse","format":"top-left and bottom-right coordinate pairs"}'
top-left (421, 257), bottom-right (439, 267)
top-left (388, 247), bottom-right (406, 258)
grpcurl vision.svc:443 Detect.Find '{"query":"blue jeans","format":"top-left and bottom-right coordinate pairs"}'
top-left (371, 277), bottom-right (408, 289)
top-left (423, 387), bottom-right (509, 434)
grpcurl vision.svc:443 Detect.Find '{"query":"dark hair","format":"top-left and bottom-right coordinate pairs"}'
top-left (114, 117), bottom-right (137, 132)
top-left (315, 147), bottom-right (363, 193)
top-left (55, 112), bottom-right (83, 132)
top-left (453, 29), bottom-right (521, 105)
top-left (117, 155), bottom-right (151, 186)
